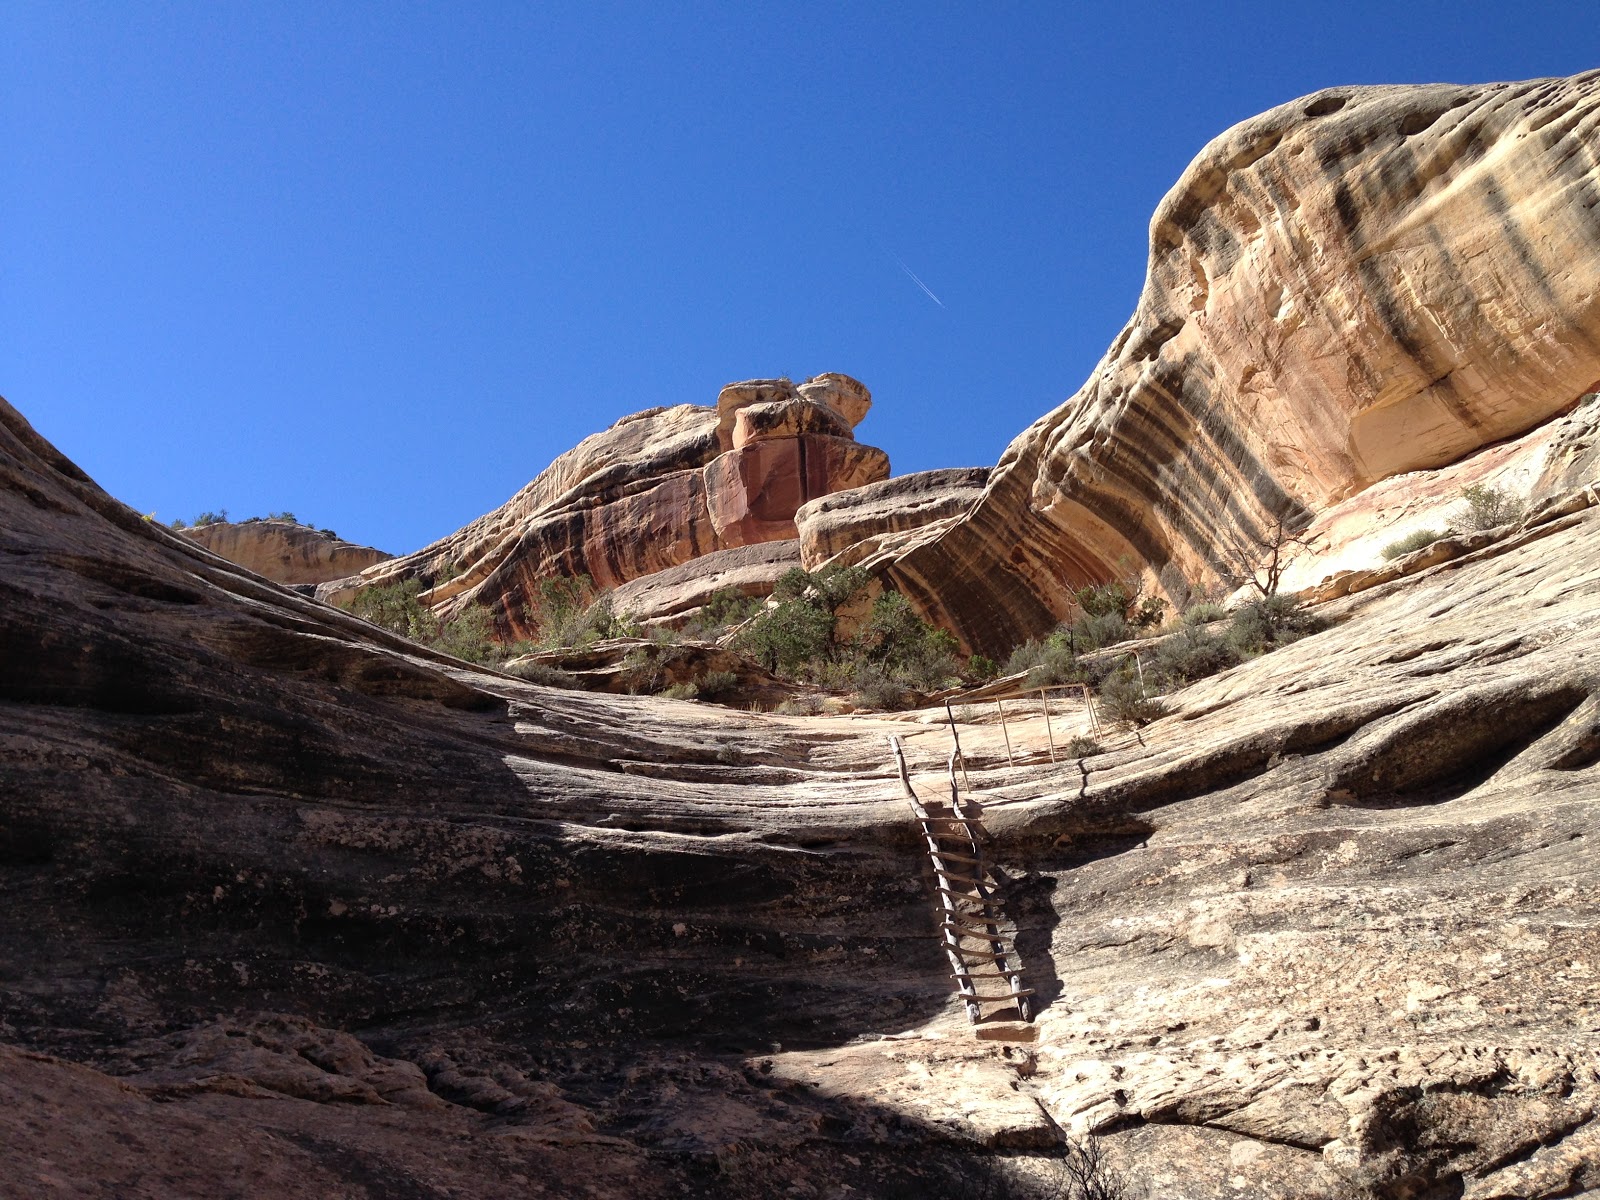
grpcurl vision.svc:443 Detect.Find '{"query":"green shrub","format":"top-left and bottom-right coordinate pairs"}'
top-left (191, 509), bottom-right (228, 527)
top-left (348, 579), bottom-right (502, 664)
top-left (661, 681), bottom-right (699, 700)
top-left (1003, 640), bottom-right (1046, 677)
top-left (1382, 528), bottom-right (1447, 560)
top-left (1071, 610), bottom-right (1130, 651)
top-left (431, 604), bottom-right (497, 664)
top-left (1073, 581), bottom-right (1133, 619)
top-left (1026, 641), bottom-right (1081, 688)
top-left (1182, 602), bottom-right (1228, 626)
top-left (1098, 665), bottom-right (1167, 726)
top-left (1152, 625), bottom-right (1241, 687)
top-left (1226, 594), bottom-right (1326, 656)
top-left (503, 660), bottom-right (581, 688)
top-left (852, 662), bottom-right (910, 711)
top-left (855, 592), bottom-right (960, 692)
top-left (619, 645), bottom-right (669, 694)
top-left (737, 595), bottom-right (836, 674)
top-left (695, 669), bottom-right (740, 701)
top-left (776, 694), bottom-right (826, 716)
top-left (1065, 736), bottom-right (1102, 758)
top-left (524, 575), bottom-right (630, 650)
top-left (966, 654), bottom-right (997, 682)
top-left (266, 511), bottom-right (299, 523)
top-left (1453, 483), bottom-right (1526, 532)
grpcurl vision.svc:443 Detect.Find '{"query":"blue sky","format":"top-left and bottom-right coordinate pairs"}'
top-left (5, 3), bottom-right (1597, 553)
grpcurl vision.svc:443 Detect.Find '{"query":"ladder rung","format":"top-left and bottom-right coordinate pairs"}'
top-left (934, 876), bottom-right (992, 896)
top-left (951, 968), bottom-right (1027, 979)
top-left (957, 988), bottom-right (1036, 1001)
top-left (941, 917), bottom-right (1008, 937)
top-left (942, 944), bottom-right (1012, 961)
top-left (930, 850), bottom-right (984, 866)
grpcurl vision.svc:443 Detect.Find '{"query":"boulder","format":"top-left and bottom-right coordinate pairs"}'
top-left (611, 539), bottom-right (802, 626)
top-left (797, 372), bottom-right (872, 429)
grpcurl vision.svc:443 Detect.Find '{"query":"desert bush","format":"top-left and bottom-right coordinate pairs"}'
top-left (1453, 482), bottom-right (1525, 531)
top-left (1071, 610), bottom-right (1131, 652)
top-left (1065, 736), bottom-right (1102, 758)
top-left (966, 654), bottom-right (997, 681)
top-left (524, 575), bottom-right (630, 650)
top-left (1004, 639), bottom-right (1047, 677)
top-left (1226, 593), bottom-right (1326, 656)
top-left (1182, 602), bottom-right (1228, 626)
top-left (190, 509), bottom-right (228, 527)
top-left (776, 694), bottom-right (827, 716)
top-left (695, 669), bottom-right (740, 701)
top-left (855, 592), bottom-right (961, 692)
top-left (737, 595), bottom-right (836, 674)
top-left (265, 510), bottom-right (299, 523)
top-left (348, 579), bottom-right (503, 664)
top-left (1098, 664), bottom-right (1166, 726)
top-left (503, 660), bottom-right (581, 688)
top-left (349, 579), bottom-right (440, 642)
top-left (430, 604), bottom-right (497, 664)
top-left (681, 587), bottom-right (762, 639)
top-left (618, 645), bottom-right (669, 694)
top-left (1151, 624), bottom-right (1240, 687)
top-left (1026, 641), bottom-right (1081, 688)
top-left (661, 681), bottom-right (699, 700)
top-left (1382, 528), bottom-right (1447, 560)
top-left (852, 661), bottom-right (910, 711)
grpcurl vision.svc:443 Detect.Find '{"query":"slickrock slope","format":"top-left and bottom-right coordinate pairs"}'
top-left (7, 358), bottom-right (1600, 1200)
top-left (180, 518), bottom-right (390, 586)
top-left (885, 70), bottom-right (1600, 655)
top-left (354, 374), bottom-right (887, 638)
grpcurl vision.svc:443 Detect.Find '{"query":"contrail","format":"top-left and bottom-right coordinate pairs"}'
top-left (892, 253), bottom-right (946, 308)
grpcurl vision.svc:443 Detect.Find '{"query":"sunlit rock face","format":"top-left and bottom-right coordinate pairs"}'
top-left (353, 375), bottom-right (888, 637)
top-left (180, 519), bottom-right (390, 585)
top-left (884, 70), bottom-right (1600, 655)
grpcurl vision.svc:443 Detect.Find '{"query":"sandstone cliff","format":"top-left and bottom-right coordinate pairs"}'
top-left (355, 374), bottom-right (887, 637)
top-left (882, 70), bottom-right (1600, 655)
top-left (179, 518), bottom-right (390, 586)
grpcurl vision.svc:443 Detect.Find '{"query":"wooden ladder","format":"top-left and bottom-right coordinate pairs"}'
top-left (889, 736), bottom-right (1033, 1025)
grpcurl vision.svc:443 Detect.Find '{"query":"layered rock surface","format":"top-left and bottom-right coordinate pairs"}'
top-left (884, 70), bottom-right (1600, 655)
top-left (6, 360), bottom-right (1600, 1198)
top-left (180, 518), bottom-right (390, 586)
top-left (354, 375), bottom-right (887, 638)
top-left (795, 467), bottom-right (989, 570)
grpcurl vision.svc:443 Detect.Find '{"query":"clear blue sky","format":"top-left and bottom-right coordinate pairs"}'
top-left (5, 3), bottom-right (1596, 553)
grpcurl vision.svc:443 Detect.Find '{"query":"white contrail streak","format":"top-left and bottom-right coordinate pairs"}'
top-left (892, 254), bottom-right (946, 308)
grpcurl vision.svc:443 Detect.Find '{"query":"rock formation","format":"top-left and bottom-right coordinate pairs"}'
top-left (610, 539), bottom-right (802, 627)
top-left (6, 376), bottom-right (1600, 1196)
top-left (180, 518), bottom-right (390, 586)
top-left (878, 70), bottom-right (1600, 655)
top-left (795, 467), bottom-right (989, 570)
top-left (352, 374), bottom-right (887, 637)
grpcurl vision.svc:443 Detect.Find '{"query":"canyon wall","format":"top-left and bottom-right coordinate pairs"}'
top-left (179, 519), bottom-right (390, 586)
top-left (354, 373), bottom-right (887, 637)
top-left (882, 70), bottom-right (1600, 655)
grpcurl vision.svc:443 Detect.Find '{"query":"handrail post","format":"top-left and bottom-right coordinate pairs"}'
top-left (1039, 688), bottom-right (1057, 763)
top-left (944, 701), bottom-right (972, 792)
